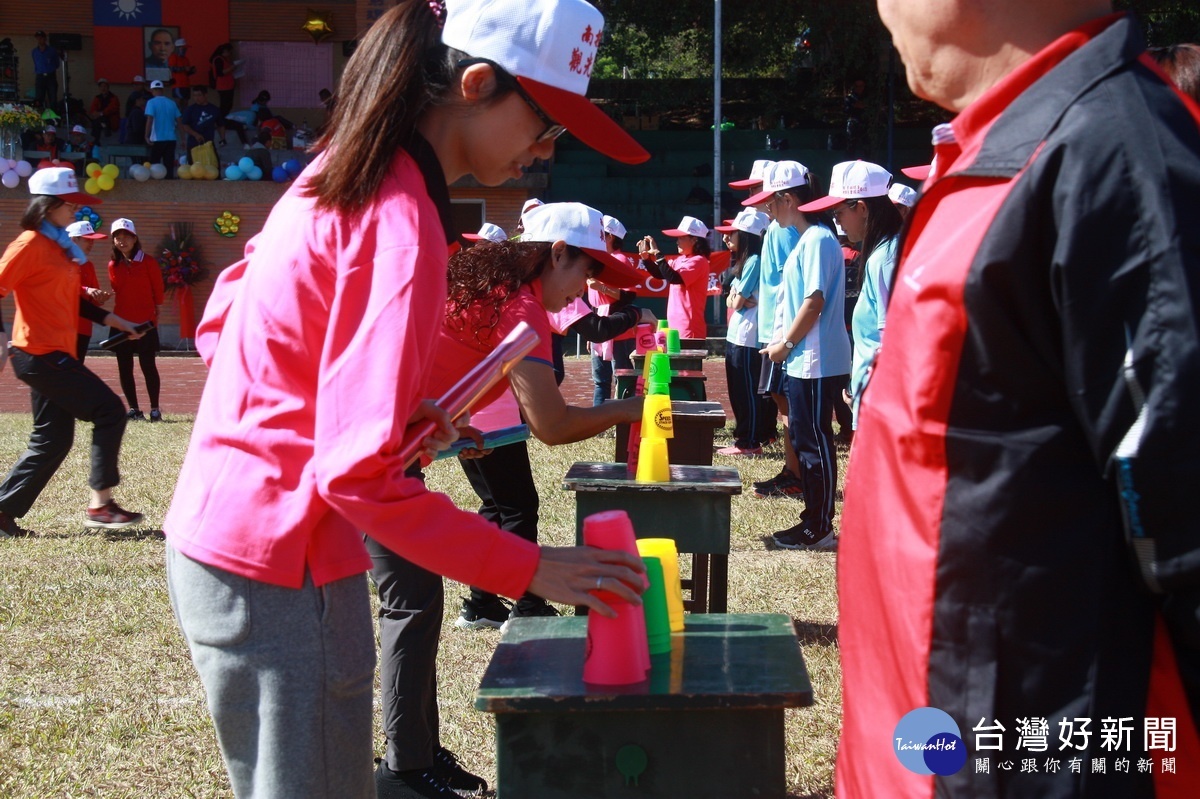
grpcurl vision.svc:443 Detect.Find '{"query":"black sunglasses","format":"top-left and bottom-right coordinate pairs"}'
top-left (457, 58), bottom-right (567, 143)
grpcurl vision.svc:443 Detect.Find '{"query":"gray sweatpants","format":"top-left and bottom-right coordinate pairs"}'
top-left (166, 545), bottom-right (376, 798)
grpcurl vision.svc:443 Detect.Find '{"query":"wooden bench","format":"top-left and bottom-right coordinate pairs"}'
top-left (563, 462), bottom-right (739, 613)
top-left (101, 144), bottom-right (151, 165)
top-left (475, 613), bottom-right (813, 798)
top-left (630, 348), bottom-right (708, 374)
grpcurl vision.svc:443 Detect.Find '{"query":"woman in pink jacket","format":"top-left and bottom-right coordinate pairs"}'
top-left (163, 1), bottom-right (649, 796)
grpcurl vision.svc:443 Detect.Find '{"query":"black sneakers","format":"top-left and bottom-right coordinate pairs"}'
top-left (753, 469), bottom-right (804, 499)
top-left (374, 753), bottom-right (487, 798)
top-left (511, 595), bottom-right (559, 619)
top-left (149, 409), bottom-right (163, 422)
top-left (772, 524), bottom-right (837, 551)
top-left (435, 746), bottom-right (488, 794)
top-left (455, 594), bottom-right (511, 630)
top-left (126, 409), bottom-right (145, 421)
top-left (0, 511), bottom-right (32, 539)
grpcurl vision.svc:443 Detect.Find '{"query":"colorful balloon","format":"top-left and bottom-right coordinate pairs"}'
top-left (1, 170), bottom-right (19, 189)
top-left (86, 162), bottom-right (103, 178)
top-left (272, 166), bottom-right (289, 183)
top-left (97, 174), bottom-right (115, 191)
top-left (225, 165), bottom-right (244, 181)
top-left (84, 177), bottom-right (100, 194)
top-left (101, 163), bottom-right (120, 179)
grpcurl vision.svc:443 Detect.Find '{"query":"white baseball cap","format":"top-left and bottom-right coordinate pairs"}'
top-left (66, 220), bottom-right (107, 239)
top-left (110, 218), bottom-right (137, 236)
top-left (71, 124), bottom-right (87, 135)
top-left (800, 160), bottom-right (893, 212)
top-left (742, 160), bottom-right (812, 206)
top-left (43, 124), bottom-right (56, 133)
top-left (442, 0), bottom-right (648, 165)
top-left (729, 159), bottom-right (775, 190)
top-left (601, 214), bottom-right (626, 239)
top-left (29, 166), bottom-right (100, 204)
top-left (888, 183), bottom-right (918, 207)
top-left (463, 222), bottom-right (508, 242)
top-left (174, 38), bottom-right (187, 46)
top-left (133, 75), bottom-right (145, 83)
top-left (521, 198), bottom-right (544, 216)
top-left (662, 215), bottom-right (709, 238)
top-left (714, 208), bottom-right (770, 237)
top-left (520, 202), bottom-right (641, 288)
top-left (150, 80), bottom-right (164, 89)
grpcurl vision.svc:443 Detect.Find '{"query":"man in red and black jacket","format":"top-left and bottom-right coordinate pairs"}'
top-left (838, 1), bottom-right (1200, 796)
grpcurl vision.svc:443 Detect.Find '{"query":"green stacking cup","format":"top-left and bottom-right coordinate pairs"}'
top-left (665, 329), bottom-right (681, 354)
top-left (641, 556), bottom-right (672, 656)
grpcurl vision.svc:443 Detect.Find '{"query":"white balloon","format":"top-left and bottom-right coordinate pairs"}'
top-left (14, 160), bottom-right (33, 178)
top-left (131, 165), bottom-right (150, 182)
top-left (1, 170), bottom-right (19, 189)
top-left (5, 159), bottom-right (15, 170)
top-left (149, 163), bottom-right (167, 180)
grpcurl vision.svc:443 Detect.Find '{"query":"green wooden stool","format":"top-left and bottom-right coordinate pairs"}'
top-left (475, 613), bottom-right (813, 798)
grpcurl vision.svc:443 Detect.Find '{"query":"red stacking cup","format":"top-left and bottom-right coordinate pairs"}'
top-left (581, 510), bottom-right (651, 680)
top-left (634, 323), bottom-right (657, 355)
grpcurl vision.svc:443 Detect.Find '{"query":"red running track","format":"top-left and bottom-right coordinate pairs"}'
top-left (0, 354), bottom-right (733, 419)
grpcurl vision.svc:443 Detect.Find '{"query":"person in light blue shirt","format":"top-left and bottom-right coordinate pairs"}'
top-left (761, 174), bottom-right (850, 549)
top-left (144, 81), bottom-right (182, 179)
top-left (805, 161), bottom-right (904, 427)
top-left (738, 161), bottom-right (807, 498)
top-left (716, 209), bottom-right (774, 455)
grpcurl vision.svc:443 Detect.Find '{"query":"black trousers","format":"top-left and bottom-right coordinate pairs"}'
top-left (725, 343), bottom-right (776, 447)
top-left (0, 348), bottom-right (126, 518)
top-left (783, 373), bottom-right (840, 537)
top-left (459, 441), bottom-right (540, 605)
top-left (110, 326), bottom-right (160, 410)
top-left (364, 462), bottom-right (442, 773)
top-left (35, 73), bottom-right (57, 109)
top-left (76, 333), bottom-right (91, 363)
top-left (149, 140), bottom-right (176, 177)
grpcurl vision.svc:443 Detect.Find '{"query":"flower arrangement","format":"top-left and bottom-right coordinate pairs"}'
top-left (0, 103), bottom-right (43, 130)
top-left (159, 222), bottom-right (209, 291)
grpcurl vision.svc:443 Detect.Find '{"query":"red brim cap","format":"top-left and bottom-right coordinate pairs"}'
top-left (728, 177), bottom-right (763, 190)
top-left (713, 224), bottom-right (737, 233)
top-left (585, 247), bottom-right (642, 289)
top-left (661, 228), bottom-right (694, 237)
top-left (797, 194), bottom-right (843, 213)
top-left (461, 233), bottom-right (484, 241)
top-left (901, 164), bottom-right (932, 181)
top-left (78, 232), bottom-right (107, 239)
top-left (518, 77), bottom-right (650, 165)
top-left (741, 188), bottom-right (774, 206)
top-left (59, 191), bottom-right (102, 204)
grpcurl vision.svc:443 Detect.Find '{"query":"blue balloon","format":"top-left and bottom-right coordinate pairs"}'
top-left (247, 166), bottom-right (263, 181)
top-left (238, 157), bottom-right (255, 172)
top-left (225, 165), bottom-right (244, 181)
top-left (283, 159), bottom-right (303, 177)
top-left (272, 166), bottom-right (290, 183)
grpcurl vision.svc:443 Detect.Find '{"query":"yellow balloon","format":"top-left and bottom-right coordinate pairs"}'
top-left (230, 225), bottom-right (239, 233)
top-left (97, 174), bottom-right (115, 191)
top-left (86, 162), bottom-right (102, 178)
top-left (231, 216), bottom-right (240, 223)
top-left (142, 162), bottom-right (152, 169)
top-left (178, 165), bottom-right (193, 180)
top-left (101, 163), bottom-right (119, 179)
top-left (205, 165), bottom-right (219, 180)
top-left (84, 177), bottom-right (100, 194)
top-left (222, 211), bottom-right (231, 218)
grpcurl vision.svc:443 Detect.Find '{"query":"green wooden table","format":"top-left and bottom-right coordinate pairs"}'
top-left (614, 368), bottom-right (708, 402)
top-left (563, 462), bottom-right (740, 612)
top-left (630, 349), bottom-right (709, 374)
top-left (475, 614), bottom-right (812, 798)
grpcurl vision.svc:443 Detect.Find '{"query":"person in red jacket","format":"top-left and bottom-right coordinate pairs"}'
top-left (89, 79), bottom-right (121, 141)
top-left (106, 218), bottom-right (164, 421)
top-left (66, 219), bottom-right (111, 361)
top-left (838, 2), bottom-right (1200, 796)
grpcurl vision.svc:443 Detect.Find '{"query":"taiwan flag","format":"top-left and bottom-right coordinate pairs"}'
top-left (94, 0), bottom-right (229, 87)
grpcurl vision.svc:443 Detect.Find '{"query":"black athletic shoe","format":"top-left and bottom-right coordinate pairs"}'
top-left (434, 747), bottom-right (488, 794)
top-left (149, 409), bottom-right (163, 422)
top-left (126, 409), bottom-right (145, 421)
top-left (772, 524), bottom-right (836, 551)
top-left (454, 595), bottom-right (511, 630)
top-left (0, 511), bottom-right (32, 539)
top-left (374, 759), bottom-right (461, 799)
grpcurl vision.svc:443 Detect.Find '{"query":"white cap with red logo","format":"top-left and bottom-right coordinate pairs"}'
top-left (463, 222), bottom-right (508, 242)
top-left (800, 160), bottom-right (893, 212)
top-left (442, 0), bottom-right (648, 164)
top-left (29, 167), bottom-right (101, 204)
top-left (661, 215), bottom-right (709, 239)
top-left (521, 202), bottom-right (641, 287)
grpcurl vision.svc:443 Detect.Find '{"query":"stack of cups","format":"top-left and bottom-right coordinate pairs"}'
top-left (634, 322), bottom-right (657, 355)
top-left (666, 329), bottom-right (681, 354)
top-left (655, 319), bottom-right (669, 352)
top-left (641, 556), bottom-right (672, 656)
top-left (635, 353), bottom-right (674, 483)
top-left (636, 538), bottom-right (685, 632)
top-left (582, 510), bottom-right (650, 686)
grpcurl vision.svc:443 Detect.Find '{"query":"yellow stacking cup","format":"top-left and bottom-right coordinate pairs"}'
top-left (637, 538), bottom-right (685, 632)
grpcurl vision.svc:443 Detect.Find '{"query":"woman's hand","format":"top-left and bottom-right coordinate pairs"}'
top-left (85, 287), bottom-right (111, 305)
top-left (406, 401), bottom-right (462, 461)
top-left (528, 546), bottom-right (647, 617)
top-left (637, 307), bottom-right (657, 325)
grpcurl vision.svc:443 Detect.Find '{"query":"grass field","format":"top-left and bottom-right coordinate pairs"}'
top-left (0, 412), bottom-right (842, 798)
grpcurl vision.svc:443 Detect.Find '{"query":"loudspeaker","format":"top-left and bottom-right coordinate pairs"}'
top-left (49, 33), bottom-right (83, 52)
